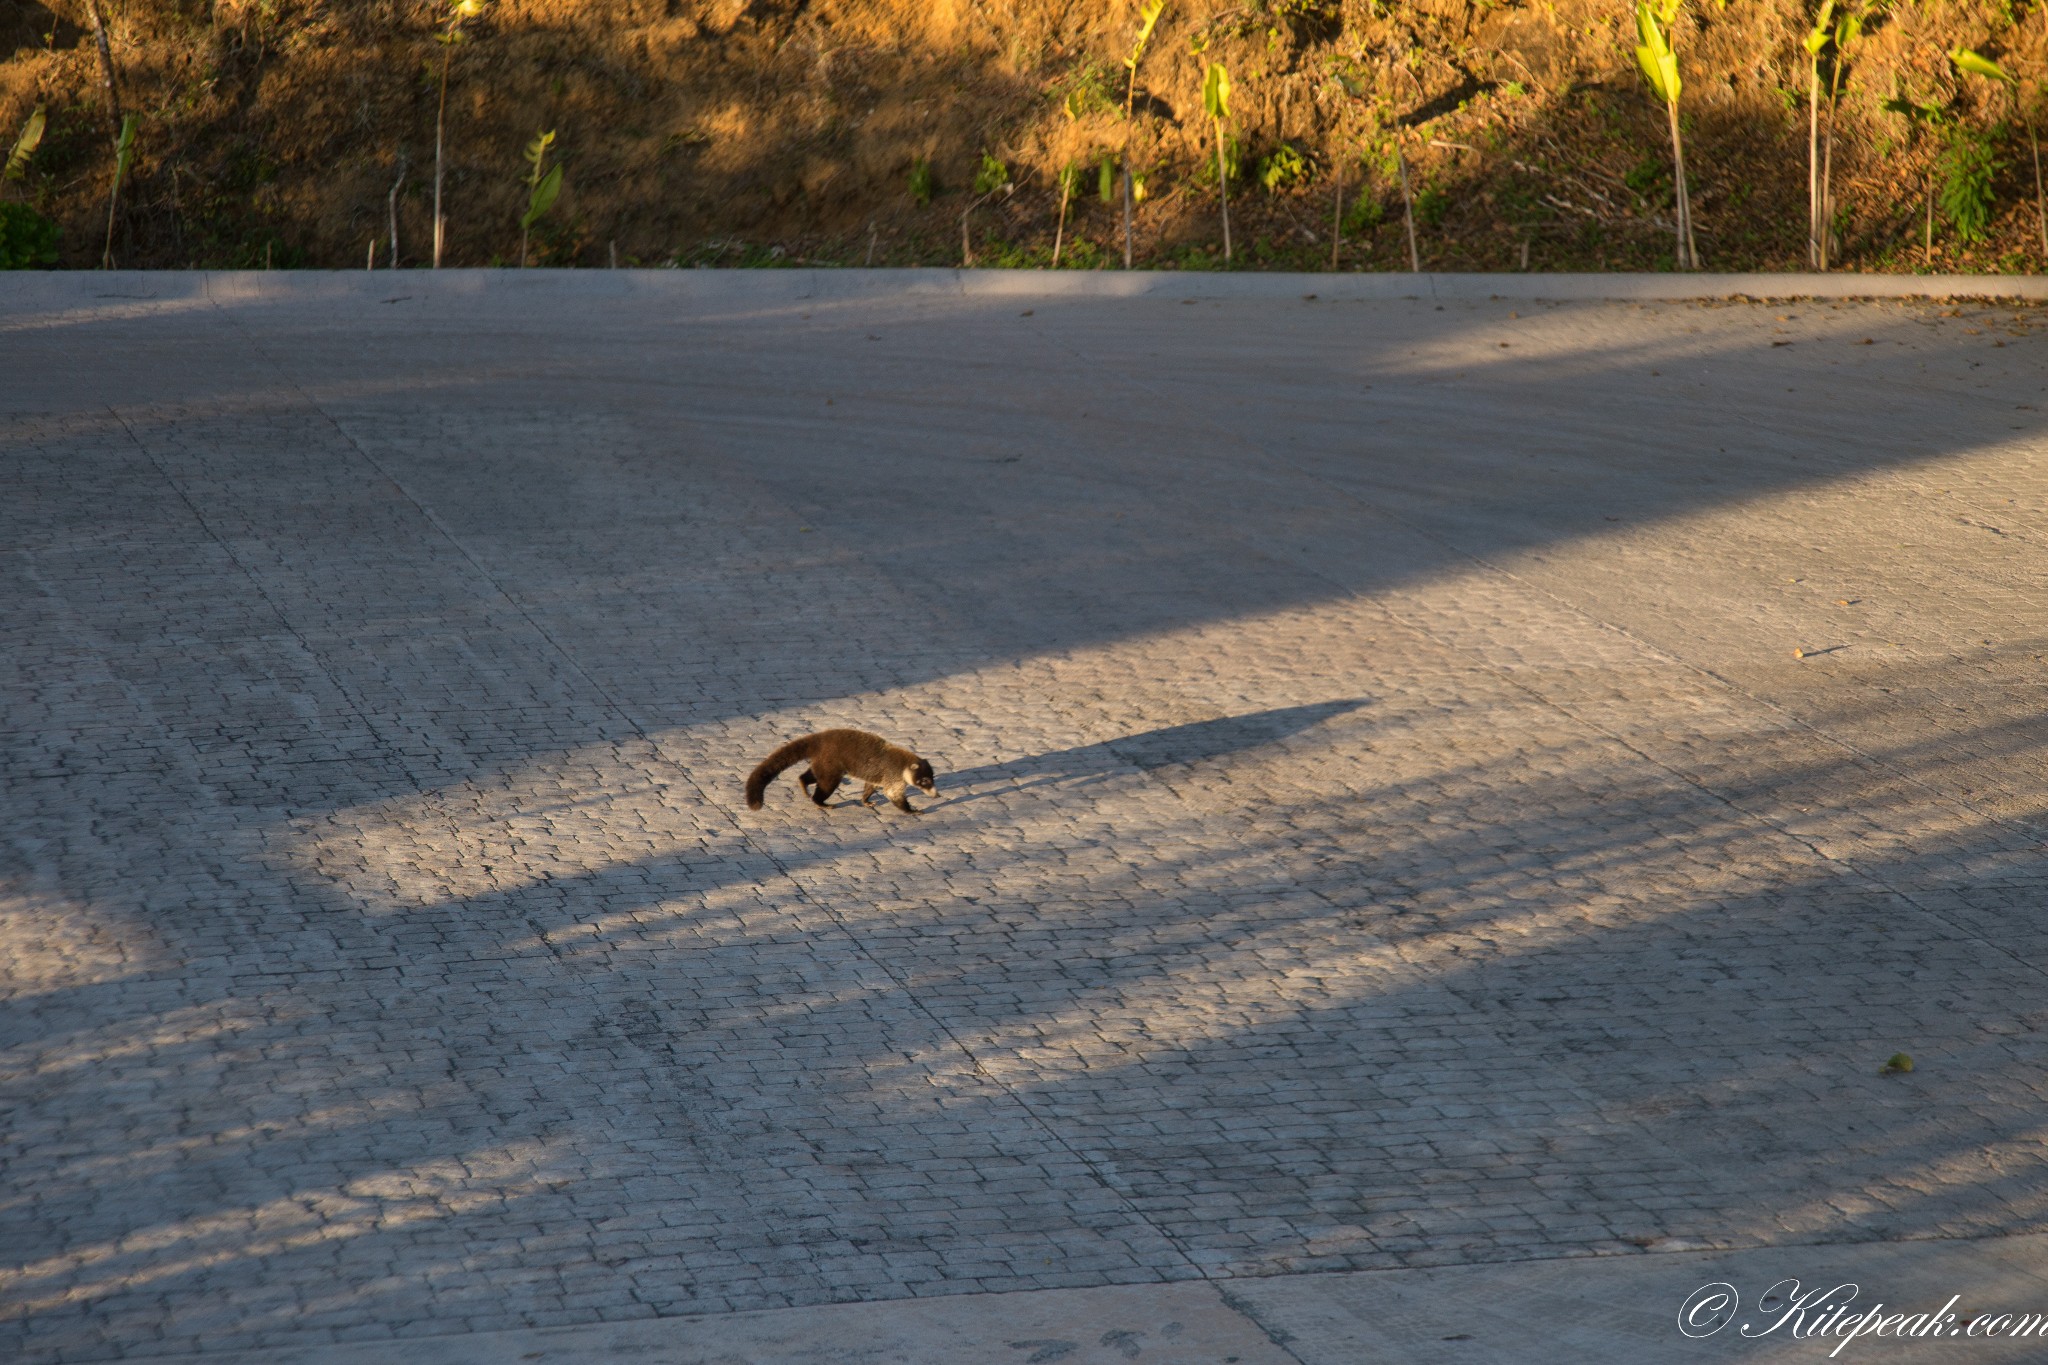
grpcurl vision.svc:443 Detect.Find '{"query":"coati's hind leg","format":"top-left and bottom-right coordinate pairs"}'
top-left (807, 762), bottom-right (844, 807)
top-left (799, 769), bottom-right (817, 799)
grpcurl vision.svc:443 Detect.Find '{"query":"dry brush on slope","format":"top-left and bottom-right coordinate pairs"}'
top-left (3, 0), bottom-right (2048, 270)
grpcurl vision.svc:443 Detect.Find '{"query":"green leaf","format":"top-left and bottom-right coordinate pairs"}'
top-left (1834, 11), bottom-right (1861, 48)
top-left (1202, 62), bottom-right (1231, 122)
top-left (1125, 0), bottom-right (1165, 70)
top-left (1951, 48), bottom-right (2014, 85)
top-left (972, 151), bottom-right (1008, 196)
top-left (524, 128), bottom-right (556, 179)
top-left (1802, 0), bottom-right (1835, 57)
top-left (521, 162), bottom-right (561, 229)
top-left (1634, 2), bottom-right (1680, 106)
top-left (112, 114), bottom-right (137, 178)
top-left (6, 106), bottom-right (45, 183)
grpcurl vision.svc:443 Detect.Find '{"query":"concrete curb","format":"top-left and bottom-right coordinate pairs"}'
top-left (5, 267), bottom-right (2048, 308)
top-left (115, 1233), bottom-right (2048, 1364)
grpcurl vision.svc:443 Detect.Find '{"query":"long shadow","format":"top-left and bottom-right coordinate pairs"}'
top-left (930, 699), bottom-right (1368, 807)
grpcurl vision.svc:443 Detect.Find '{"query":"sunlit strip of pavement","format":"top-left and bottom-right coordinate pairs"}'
top-left (5, 267), bottom-right (2048, 313)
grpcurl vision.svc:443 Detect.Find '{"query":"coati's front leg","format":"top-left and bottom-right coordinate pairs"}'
top-left (858, 783), bottom-right (878, 806)
top-left (887, 783), bottom-right (921, 815)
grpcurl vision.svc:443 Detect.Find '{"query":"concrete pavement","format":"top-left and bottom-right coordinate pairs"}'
top-left (7, 271), bottom-right (2048, 1362)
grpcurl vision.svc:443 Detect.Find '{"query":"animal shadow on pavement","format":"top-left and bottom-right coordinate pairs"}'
top-left (938, 699), bottom-right (1370, 807)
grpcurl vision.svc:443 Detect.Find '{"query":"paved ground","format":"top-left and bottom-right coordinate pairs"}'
top-left (6, 272), bottom-right (2048, 1363)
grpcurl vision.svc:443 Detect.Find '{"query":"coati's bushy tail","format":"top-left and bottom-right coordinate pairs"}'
top-left (745, 735), bottom-right (818, 809)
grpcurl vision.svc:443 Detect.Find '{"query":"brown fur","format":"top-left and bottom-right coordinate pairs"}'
top-left (744, 728), bottom-right (939, 814)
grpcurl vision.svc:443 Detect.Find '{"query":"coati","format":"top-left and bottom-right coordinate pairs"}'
top-left (744, 728), bottom-right (939, 814)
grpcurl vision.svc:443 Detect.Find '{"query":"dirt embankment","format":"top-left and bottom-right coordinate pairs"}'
top-left (2, 0), bottom-right (2045, 271)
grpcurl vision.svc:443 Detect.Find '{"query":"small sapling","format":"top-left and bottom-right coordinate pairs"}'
top-left (1952, 48), bottom-right (2046, 258)
top-left (519, 128), bottom-right (561, 266)
top-left (1633, 0), bottom-right (1697, 269)
top-left (101, 113), bottom-right (136, 268)
top-left (1202, 61), bottom-right (1232, 263)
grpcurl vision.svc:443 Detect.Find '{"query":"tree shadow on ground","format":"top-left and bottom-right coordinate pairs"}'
top-left (930, 700), bottom-right (1369, 807)
top-left (8, 675), bottom-right (2048, 1358)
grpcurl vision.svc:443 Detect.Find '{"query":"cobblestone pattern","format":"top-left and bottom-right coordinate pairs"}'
top-left (6, 290), bottom-right (2048, 1360)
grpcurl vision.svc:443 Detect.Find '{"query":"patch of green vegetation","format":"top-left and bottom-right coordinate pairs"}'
top-left (1052, 58), bottom-right (1116, 120)
top-left (1258, 143), bottom-right (1307, 193)
top-left (1939, 124), bottom-right (2003, 243)
top-left (1415, 182), bottom-right (1452, 227)
top-left (908, 156), bottom-right (933, 206)
top-left (0, 201), bottom-right (58, 268)
top-left (1190, 132), bottom-right (1245, 187)
top-left (226, 229), bottom-right (304, 269)
top-left (524, 210), bottom-right (589, 265)
top-left (1170, 242), bottom-right (1224, 270)
top-left (1343, 191), bottom-right (1386, 234)
top-left (1624, 154), bottom-right (1671, 205)
top-left (1495, 178), bottom-right (1542, 218)
top-left (974, 234), bottom-right (1043, 267)
top-left (1055, 236), bottom-right (1107, 269)
top-left (223, 145), bottom-right (279, 192)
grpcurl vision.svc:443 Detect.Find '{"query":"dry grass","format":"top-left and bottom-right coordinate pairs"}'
top-left (2, 0), bottom-right (2046, 270)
